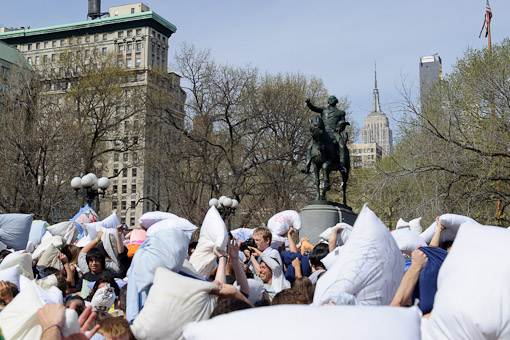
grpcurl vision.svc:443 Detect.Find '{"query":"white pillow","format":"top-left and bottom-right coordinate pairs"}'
top-left (183, 305), bottom-right (422, 340)
top-left (409, 217), bottom-right (423, 234)
top-left (84, 222), bottom-right (102, 240)
top-left (99, 212), bottom-right (121, 229)
top-left (189, 207), bottom-right (227, 277)
top-left (36, 244), bottom-right (63, 271)
top-left (313, 204), bottom-right (404, 306)
top-left (423, 222), bottom-right (510, 340)
top-left (270, 233), bottom-right (286, 249)
top-left (321, 245), bottom-right (345, 270)
top-left (28, 220), bottom-right (47, 246)
top-left (138, 211), bottom-right (180, 230)
top-left (47, 221), bottom-right (79, 245)
top-left (0, 265), bottom-right (20, 288)
top-left (0, 251), bottom-right (34, 280)
top-left (31, 235), bottom-right (63, 260)
top-left (420, 213), bottom-right (480, 244)
top-left (230, 228), bottom-right (254, 242)
top-left (76, 234), bottom-right (92, 247)
top-left (267, 210), bottom-right (302, 236)
top-left (391, 229), bottom-right (427, 252)
top-left (318, 223), bottom-right (353, 246)
top-left (131, 267), bottom-right (219, 340)
top-left (396, 218), bottom-right (410, 230)
top-left (146, 216), bottom-right (197, 239)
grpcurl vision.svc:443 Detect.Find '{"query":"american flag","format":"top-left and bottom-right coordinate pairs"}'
top-left (479, 0), bottom-right (492, 38)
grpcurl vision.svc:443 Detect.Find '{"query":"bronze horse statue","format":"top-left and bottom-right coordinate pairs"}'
top-left (308, 115), bottom-right (350, 204)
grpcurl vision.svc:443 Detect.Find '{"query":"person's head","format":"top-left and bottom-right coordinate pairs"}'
top-left (328, 95), bottom-right (339, 106)
top-left (440, 241), bottom-right (453, 252)
top-left (258, 260), bottom-right (272, 284)
top-left (292, 277), bottom-right (314, 304)
top-left (309, 245), bottom-right (329, 270)
top-left (87, 276), bottom-right (119, 302)
top-left (98, 316), bottom-right (135, 340)
top-left (86, 247), bottom-right (106, 274)
top-left (271, 289), bottom-right (309, 305)
top-left (118, 284), bottom-right (127, 317)
top-left (62, 244), bottom-right (80, 265)
top-left (210, 297), bottom-right (252, 318)
top-left (0, 281), bottom-right (18, 308)
top-left (188, 241), bottom-right (198, 257)
top-left (65, 295), bottom-right (86, 316)
top-left (253, 228), bottom-right (272, 252)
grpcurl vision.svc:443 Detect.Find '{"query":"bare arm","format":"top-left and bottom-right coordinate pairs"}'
top-left (390, 249), bottom-right (428, 307)
top-left (248, 246), bottom-right (263, 276)
top-left (287, 227), bottom-right (298, 254)
top-left (116, 225), bottom-right (125, 254)
top-left (292, 257), bottom-right (302, 279)
top-left (228, 237), bottom-right (250, 297)
top-left (328, 225), bottom-right (344, 252)
top-left (58, 253), bottom-right (75, 288)
top-left (80, 231), bottom-right (103, 254)
top-left (429, 216), bottom-right (445, 247)
top-left (213, 248), bottom-right (227, 285)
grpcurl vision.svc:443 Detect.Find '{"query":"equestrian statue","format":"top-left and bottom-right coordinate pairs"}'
top-left (302, 96), bottom-right (350, 205)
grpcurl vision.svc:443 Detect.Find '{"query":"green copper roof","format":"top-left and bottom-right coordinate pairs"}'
top-left (0, 11), bottom-right (176, 41)
top-left (0, 41), bottom-right (27, 66)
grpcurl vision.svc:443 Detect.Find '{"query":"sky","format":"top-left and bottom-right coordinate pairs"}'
top-left (2, 0), bottom-right (509, 141)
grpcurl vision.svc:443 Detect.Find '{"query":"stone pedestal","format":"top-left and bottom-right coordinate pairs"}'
top-left (300, 202), bottom-right (357, 245)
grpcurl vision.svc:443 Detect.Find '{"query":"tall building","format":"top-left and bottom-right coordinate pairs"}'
top-left (361, 67), bottom-right (393, 157)
top-left (0, 40), bottom-right (28, 93)
top-left (419, 54), bottom-right (442, 101)
top-left (0, 3), bottom-right (186, 227)
top-left (350, 142), bottom-right (382, 169)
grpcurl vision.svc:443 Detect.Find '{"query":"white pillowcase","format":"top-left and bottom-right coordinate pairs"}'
top-left (423, 223), bottom-right (510, 340)
top-left (146, 216), bottom-right (197, 239)
top-left (131, 267), bottom-right (219, 340)
top-left (420, 213), bottom-right (480, 244)
top-left (138, 211), bottom-right (180, 230)
top-left (31, 235), bottom-right (63, 261)
top-left (0, 251), bottom-right (34, 280)
top-left (0, 265), bottom-right (20, 288)
top-left (183, 305), bottom-right (422, 340)
top-left (313, 204), bottom-right (404, 306)
top-left (391, 229), bottom-right (427, 252)
top-left (267, 210), bottom-right (301, 236)
top-left (318, 222), bottom-right (353, 246)
top-left (47, 221), bottom-right (79, 245)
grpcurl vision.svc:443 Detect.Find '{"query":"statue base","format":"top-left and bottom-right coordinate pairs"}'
top-left (299, 202), bottom-right (357, 245)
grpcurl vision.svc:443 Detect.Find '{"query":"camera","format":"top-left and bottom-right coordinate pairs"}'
top-left (240, 238), bottom-right (257, 253)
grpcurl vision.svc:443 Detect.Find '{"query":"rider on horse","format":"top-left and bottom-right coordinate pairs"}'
top-left (302, 96), bottom-right (349, 174)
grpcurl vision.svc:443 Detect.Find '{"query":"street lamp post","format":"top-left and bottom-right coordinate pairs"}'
top-left (71, 173), bottom-right (110, 212)
top-left (209, 196), bottom-right (239, 230)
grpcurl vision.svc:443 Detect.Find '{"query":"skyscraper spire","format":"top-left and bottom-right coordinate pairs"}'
top-left (372, 62), bottom-right (382, 113)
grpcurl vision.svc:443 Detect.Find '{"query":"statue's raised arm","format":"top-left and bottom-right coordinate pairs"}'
top-left (305, 98), bottom-right (323, 114)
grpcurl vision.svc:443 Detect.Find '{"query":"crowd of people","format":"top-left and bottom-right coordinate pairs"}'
top-left (0, 205), bottom-right (507, 340)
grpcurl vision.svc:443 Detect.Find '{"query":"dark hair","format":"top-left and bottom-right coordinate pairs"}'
top-left (210, 297), bottom-right (252, 318)
top-left (87, 276), bottom-right (120, 302)
top-left (119, 284), bottom-right (128, 313)
top-left (188, 241), bottom-right (198, 250)
top-left (271, 289), bottom-right (309, 305)
top-left (440, 241), bottom-right (453, 251)
top-left (292, 277), bottom-right (314, 304)
top-left (309, 246), bottom-right (329, 268)
top-left (65, 295), bottom-right (86, 316)
top-left (0, 250), bottom-right (11, 262)
top-left (86, 247), bottom-right (106, 271)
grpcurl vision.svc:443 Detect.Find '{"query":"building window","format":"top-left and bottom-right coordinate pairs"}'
top-left (131, 8), bottom-right (135, 14)
top-left (130, 217), bottom-right (135, 226)
top-left (113, 168), bottom-right (119, 176)
top-left (136, 29), bottom-right (142, 36)
top-left (43, 55), bottom-right (48, 63)
top-left (123, 153), bottom-right (128, 161)
top-left (135, 57), bottom-right (141, 67)
top-left (127, 30), bottom-right (133, 37)
top-left (118, 45), bottom-right (124, 53)
top-left (60, 40), bottom-right (65, 47)
top-left (86, 36), bottom-right (90, 43)
top-left (131, 184), bottom-right (136, 193)
top-left (131, 201), bottom-right (135, 209)
top-left (112, 201), bottom-right (117, 210)
top-left (127, 43), bottom-right (132, 52)
top-left (28, 44), bottom-right (32, 51)
top-left (121, 201), bottom-right (126, 210)
top-left (114, 10), bottom-right (119, 16)
top-left (145, 201), bottom-right (150, 211)
top-left (126, 58), bottom-right (132, 68)
top-left (114, 153), bottom-right (119, 162)
top-left (132, 167), bottom-right (137, 176)
top-left (113, 185), bottom-right (118, 194)
top-left (52, 41), bottom-right (57, 47)
top-left (102, 47), bottom-right (107, 55)
top-left (118, 31), bottom-right (124, 38)
top-left (123, 168), bottom-right (128, 177)
top-left (122, 185), bottom-right (127, 194)
top-left (44, 42), bottom-right (48, 48)
top-left (103, 33), bottom-right (108, 41)
top-left (121, 217), bottom-right (125, 224)
top-left (36, 43), bottom-right (40, 50)
top-left (85, 50), bottom-right (90, 57)
top-left (35, 56), bottom-right (40, 65)
top-left (51, 54), bottom-right (56, 62)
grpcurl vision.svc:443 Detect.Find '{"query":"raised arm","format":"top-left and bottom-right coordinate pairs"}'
top-left (287, 227), bottom-right (298, 254)
top-left (390, 248), bottom-right (428, 307)
top-left (328, 224), bottom-right (344, 252)
top-left (228, 237), bottom-right (250, 297)
top-left (429, 216), bottom-right (445, 247)
top-left (306, 98), bottom-right (323, 114)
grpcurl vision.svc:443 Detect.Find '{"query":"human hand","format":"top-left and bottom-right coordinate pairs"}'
top-left (291, 257), bottom-right (301, 269)
top-left (411, 249), bottom-right (428, 270)
top-left (57, 252), bottom-right (69, 265)
top-left (37, 303), bottom-right (65, 329)
top-left (287, 226), bottom-right (295, 237)
top-left (248, 246), bottom-right (262, 257)
top-left (435, 216), bottom-right (445, 231)
top-left (0, 281), bottom-right (14, 306)
top-left (332, 223), bottom-right (345, 232)
top-left (218, 284), bottom-right (240, 297)
top-left (227, 237), bottom-right (240, 260)
top-left (116, 224), bottom-right (123, 234)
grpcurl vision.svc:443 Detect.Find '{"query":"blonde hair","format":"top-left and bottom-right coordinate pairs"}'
top-left (253, 227), bottom-right (272, 243)
top-left (98, 316), bottom-right (134, 340)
